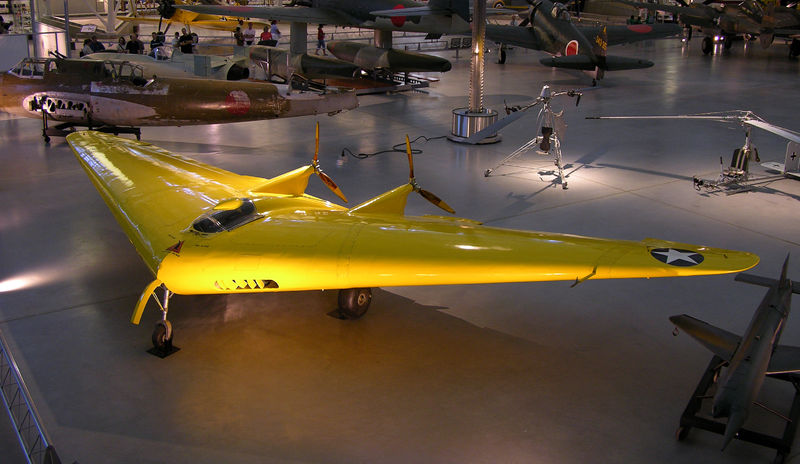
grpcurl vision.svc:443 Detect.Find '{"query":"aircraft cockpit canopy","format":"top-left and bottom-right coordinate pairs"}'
top-left (191, 198), bottom-right (259, 234)
top-left (8, 58), bottom-right (55, 78)
top-left (102, 60), bottom-right (145, 81)
top-left (551, 3), bottom-right (571, 21)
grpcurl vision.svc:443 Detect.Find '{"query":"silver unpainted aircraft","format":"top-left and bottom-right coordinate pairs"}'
top-left (671, 256), bottom-right (800, 450)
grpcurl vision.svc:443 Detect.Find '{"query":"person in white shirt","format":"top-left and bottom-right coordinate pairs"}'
top-left (243, 22), bottom-right (256, 46)
top-left (269, 20), bottom-right (281, 43)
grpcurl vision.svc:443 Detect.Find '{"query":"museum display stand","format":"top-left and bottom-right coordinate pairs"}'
top-left (677, 355), bottom-right (800, 464)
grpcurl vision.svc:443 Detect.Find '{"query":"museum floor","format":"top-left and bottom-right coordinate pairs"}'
top-left (1, 37), bottom-right (800, 464)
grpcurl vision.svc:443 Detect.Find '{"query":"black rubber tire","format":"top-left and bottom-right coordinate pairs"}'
top-left (723, 35), bottom-right (732, 50)
top-left (790, 39), bottom-right (800, 58)
top-left (676, 426), bottom-right (690, 441)
top-left (152, 321), bottom-right (173, 351)
top-left (702, 37), bottom-right (713, 55)
top-left (498, 48), bottom-right (506, 64)
top-left (338, 288), bottom-right (372, 319)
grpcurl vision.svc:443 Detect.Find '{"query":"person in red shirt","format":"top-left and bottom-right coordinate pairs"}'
top-left (258, 25), bottom-right (274, 46)
top-left (316, 24), bottom-right (327, 55)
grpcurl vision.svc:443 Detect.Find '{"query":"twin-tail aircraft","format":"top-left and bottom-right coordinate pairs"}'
top-left (66, 125), bottom-right (759, 355)
top-left (485, 0), bottom-right (682, 84)
top-left (0, 57), bottom-right (357, 142)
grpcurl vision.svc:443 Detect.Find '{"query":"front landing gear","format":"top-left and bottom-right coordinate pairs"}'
top-left (133, 280), bottom-right (180, 357)
top-left (337, 288), bottom-right (372, 319)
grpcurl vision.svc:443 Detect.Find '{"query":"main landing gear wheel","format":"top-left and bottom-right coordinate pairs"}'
top-left (152, 320), bottom-right (173, 352)
top-left (676, 426), bottom-right (690, 441)
top-left (498, 45), bottom-right (507, 64)
top-left (702, 36), bottom-right (713, 55)
top-left (337, 288), bottom-right (372, 319)
top-left (790, 39), bottom-right (800, 58)
top-left (723, 35), bottom-right (733, 50)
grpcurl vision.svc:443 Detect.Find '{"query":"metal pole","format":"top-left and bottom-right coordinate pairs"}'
top-left (28, 0), bottom-right (41, 57)
top-left (107, 0), bottom-right (116, 36)
top-left (469, 0), bottom-right (486, 113)
top-left (448, 0), bottom-right (498, 144)
top-left (62, 0), bottom-right (71, 58)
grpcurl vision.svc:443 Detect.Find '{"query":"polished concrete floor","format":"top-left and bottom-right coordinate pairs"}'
top-left (1, 36), bottom-right (800, 464)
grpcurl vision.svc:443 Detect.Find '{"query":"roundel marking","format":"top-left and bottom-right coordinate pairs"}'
top-left (627, 25), bottom-right (653, 33)
top-left (650, 248), bottom-right (705, 267)
top-left (225, 90), bottom-right (251, 115)
top-left (391, 4), bottom-right (406, 27)
top-left (565, 40), bottom-right (579, 56)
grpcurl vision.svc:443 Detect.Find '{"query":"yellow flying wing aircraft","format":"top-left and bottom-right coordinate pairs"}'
top-left (66, 129), bottom-right (759, 355)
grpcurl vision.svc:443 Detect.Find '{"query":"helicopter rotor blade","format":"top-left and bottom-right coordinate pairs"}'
top-left (465, 107), bottom-right (531, 144)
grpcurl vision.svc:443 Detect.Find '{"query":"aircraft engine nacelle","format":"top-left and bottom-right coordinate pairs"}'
top-left (327, 41), bottom-right (452, 73)
top-left (225, 63), bottom-right (250, 80)
top-left (26, 94), bottom-right (90, 122)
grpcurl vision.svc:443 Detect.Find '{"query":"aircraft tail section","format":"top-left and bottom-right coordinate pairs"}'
top-left (669, 315), bottom-right (740, 362)
top-left (735, 255), bottom-right (799, 293)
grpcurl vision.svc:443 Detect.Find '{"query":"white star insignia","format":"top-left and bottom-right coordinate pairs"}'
top-left (653, 248), bottom-right (700, 265)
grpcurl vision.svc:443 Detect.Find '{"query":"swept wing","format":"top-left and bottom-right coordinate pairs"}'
top-left (67, 131), bottom-right (758, 297)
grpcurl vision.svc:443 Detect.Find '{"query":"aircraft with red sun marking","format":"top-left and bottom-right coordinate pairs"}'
top-left (485, 0), bottom-right (682, 84)
top-left (0, 57), bottom-right (357, 142)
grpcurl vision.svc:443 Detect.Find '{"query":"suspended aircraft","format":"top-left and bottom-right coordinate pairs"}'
top-left (620, 0), bottom-right (800, 56)
top-left (485, 0), bottom-right (682, 84)
top-left (0, 57), bottom-right (357, 142)
top-left (118, 0), bottom-right (269, 33)
top-left (66, 127), bottom-right (758, 355)
top-left (671, 256), bottom-right (800, 450)
top-left (174, 0), bottom-right (478, 74)
top-left (175, 0), bottom-right (474, 35)
top-left (588, 111), bottom-right (800, 193)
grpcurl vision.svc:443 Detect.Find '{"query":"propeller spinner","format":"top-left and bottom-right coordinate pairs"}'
top-left (312, 122), bottom-right (348, 203)
top-left (405, 135), bottom-right (455, 214)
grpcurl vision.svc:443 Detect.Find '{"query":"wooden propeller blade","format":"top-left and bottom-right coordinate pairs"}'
top-left (318, 170), bottom-right (348, 203)
top-left (405, 135), bottom-right (415, 180)
top-left (418, 188), bottom-right (455, 214)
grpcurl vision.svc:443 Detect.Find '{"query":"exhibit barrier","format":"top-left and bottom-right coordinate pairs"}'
top-left (0, 328), bottom-right (61, 464)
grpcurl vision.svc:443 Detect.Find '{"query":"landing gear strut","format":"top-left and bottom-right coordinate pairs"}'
top-left (133, 280), bottom-right (180, 357)
top-left (337, 288), bottom-right (372, 319)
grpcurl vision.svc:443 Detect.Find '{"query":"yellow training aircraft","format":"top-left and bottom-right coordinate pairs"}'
top-left (67, 129), bottom-right (759, 355)
top-left (118, 0), bottom-right (268, 33)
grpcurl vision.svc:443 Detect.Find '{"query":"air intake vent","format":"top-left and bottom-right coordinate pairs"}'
top-left (214, 279), bottom-right (279, 291)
